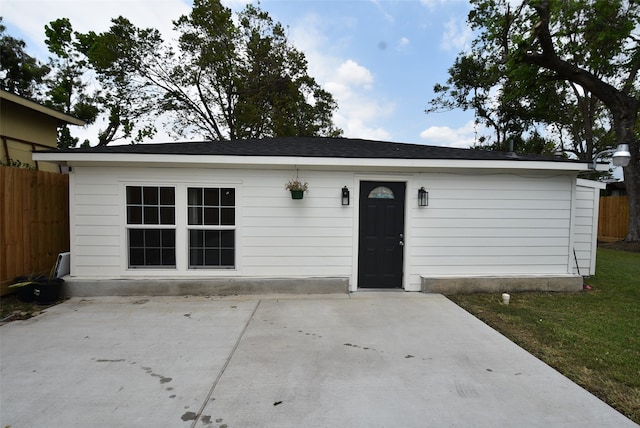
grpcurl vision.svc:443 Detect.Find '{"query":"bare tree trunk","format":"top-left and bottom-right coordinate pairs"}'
top-left (625, 163), bottom-right (640, 241)
top-left (621, 124), bottom-right (640, 242)
top-left (613, 104), bottom-right (639, 242)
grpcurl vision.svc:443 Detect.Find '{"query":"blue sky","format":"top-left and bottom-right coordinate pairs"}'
top-left (2, 0), bottom-right (480, 148)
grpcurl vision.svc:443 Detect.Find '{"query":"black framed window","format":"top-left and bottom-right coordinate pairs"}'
top-left (126, 186), bottom-right (176, 268)
top-left (189, 230), bottom-right (235, 267)
top-left (188, 187), bottom-right (235, 268)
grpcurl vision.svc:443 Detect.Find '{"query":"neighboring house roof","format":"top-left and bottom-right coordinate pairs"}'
top-left (33, 137), bottom-right (588, 171)
top-left (0, 89), bottom-right (85, 126)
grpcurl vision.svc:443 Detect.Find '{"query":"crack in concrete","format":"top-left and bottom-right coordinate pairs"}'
top-left (189, 300), bottom-right (262, 428)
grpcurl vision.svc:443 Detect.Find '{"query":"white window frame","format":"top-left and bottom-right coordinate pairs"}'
top-left (186, 186), bottom-right (237, 269)
top-left (125, 185), bottom-right (177, 269)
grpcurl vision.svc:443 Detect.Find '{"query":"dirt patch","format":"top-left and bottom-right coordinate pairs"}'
top-left (598, 240), bottom-right (640, 253)
top-left (0, 293), bottom-right (64, 324)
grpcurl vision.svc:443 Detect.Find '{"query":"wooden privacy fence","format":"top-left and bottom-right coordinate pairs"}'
top-left (1, 166), bottom-right (69, 295)
top-left (598, 195), bottom-right (629, 242)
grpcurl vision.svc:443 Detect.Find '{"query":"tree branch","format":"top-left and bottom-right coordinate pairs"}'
top-left (622, 54), bottom-right (640, 95)
top-left (522, 0), bottom-right (638, 122)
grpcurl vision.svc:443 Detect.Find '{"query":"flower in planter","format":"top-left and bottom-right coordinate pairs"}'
top-left (285, 179), bottom-right (308, 192)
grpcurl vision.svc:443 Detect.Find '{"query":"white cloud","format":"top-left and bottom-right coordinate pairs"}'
top-left (336, 60), bottom-right (374, 88)
top-left (2, 0), bottom-right (191, 58)
top-left (420, 0), bottom-right (443, 9)
top-left (289, 13), bottom-right (395, 140)
top-left (421, 0), bottom-right (469, 10)
top-left (222, 0), bottom-right (251, 7)
top-left (440, 17), bottom-right (473, 52)
top-left (370, 0), bottom-right (395, 23)
top-left (335, 115), bottom-right (391, 141)
top-left (397, 37), bottom-right (410, 51)
top-left (419, 120), bottom-right (487, 148)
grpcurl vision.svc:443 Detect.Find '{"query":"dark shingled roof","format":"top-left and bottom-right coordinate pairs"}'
top-left (43, 137), bottom-right (577, 163)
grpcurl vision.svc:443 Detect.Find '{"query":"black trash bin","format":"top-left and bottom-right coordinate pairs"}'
top-left (33, 277), bottom-right (64, 305)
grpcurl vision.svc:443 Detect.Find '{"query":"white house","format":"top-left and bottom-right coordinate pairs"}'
top-left (33, 137), bottom-right (605, 295)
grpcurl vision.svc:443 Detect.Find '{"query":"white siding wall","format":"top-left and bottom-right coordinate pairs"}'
top-left (407, 172), bottom-right (574, 290)
top-left (71, 170), bottom-right (121, 276)
top-left (573, 180), bottom-right (605, 276)
top-left (70, 166), bottom-right (354, 279)
top-left (241, 169), bottom-right (354, 277)
top-left (70, 166), bottom-right (578, 290)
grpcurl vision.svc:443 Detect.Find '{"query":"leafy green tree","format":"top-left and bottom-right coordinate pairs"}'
top-left (427, 15), bottom-right (613, 159)
top-left (0, 18), bottom-right (49, 98)
top-left (160, 0), bottom-right (341, 140)
top-left (76, 18), bottom-right (160, 145)
top-left (8, 0), bottom-right (340, 146)
top-left (44, 18), bottom-right (98, 148)
top-left (70, 1), bottom-right (340, 143)
top-left (427, 54), bottom-right (537, 152)
top-left (431, 0), bottom-right (640, 241)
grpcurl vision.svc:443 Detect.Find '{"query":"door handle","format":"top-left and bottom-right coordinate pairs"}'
top-left (399, 241), bottom-right (404, 246)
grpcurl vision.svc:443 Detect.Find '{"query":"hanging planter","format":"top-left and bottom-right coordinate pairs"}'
top-left (285, 179), bottom-right (308, 200)
top-left (290, 189), bottom-right (304, 199)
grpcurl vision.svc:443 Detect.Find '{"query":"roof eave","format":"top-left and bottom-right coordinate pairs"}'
top-left (32, 152), bottom-right (588, 171)
top-left (1, 90), bottom-right (85, 126)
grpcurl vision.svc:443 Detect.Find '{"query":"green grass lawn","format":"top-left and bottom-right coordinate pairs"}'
top-left (448, 248), bottom-right (640, 424)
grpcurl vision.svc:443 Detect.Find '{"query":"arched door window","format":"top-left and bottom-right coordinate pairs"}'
top-left (368, 186), bottom-right (395, 199)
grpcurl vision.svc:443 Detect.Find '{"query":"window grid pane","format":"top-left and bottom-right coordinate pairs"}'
top-left (127, 186), bottom-right (175, 226)
top-left (126, 186), bottom-right (176, 268)
top-left (187, 187), bottom-right (235, 226)
top-left (188, 187), bottom-right (235, 269)
top-left (189, 229), bottom-right (235, 268)
top-left (128, 229), bottom-right (176, 268)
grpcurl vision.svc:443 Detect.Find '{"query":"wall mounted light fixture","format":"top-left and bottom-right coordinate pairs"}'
top-left (590, 144), bottom-right (631, 169)
top-left (418, 187), bottom-right (428, 207)
top-left (342, 186), bottom-right (350, 206)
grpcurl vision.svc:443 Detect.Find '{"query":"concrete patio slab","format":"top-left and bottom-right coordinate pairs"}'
top-left (1, 293), bottom-right (636, 428)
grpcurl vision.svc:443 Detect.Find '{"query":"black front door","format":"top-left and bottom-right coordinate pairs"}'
top-left (358, 181), bottom-right (405, 288)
